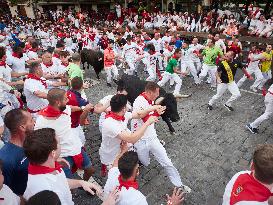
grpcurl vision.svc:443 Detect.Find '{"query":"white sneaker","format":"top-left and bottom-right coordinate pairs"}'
top-left (181, 185), bottom-right (192, 193)
top-left (250, 86), bottom-right (257, 92)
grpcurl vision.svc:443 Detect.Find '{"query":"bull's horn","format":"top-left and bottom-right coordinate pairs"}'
top-left (175, 94), bottom-right (192, 99)
top-left (155, 97), bottom-right (164, 105)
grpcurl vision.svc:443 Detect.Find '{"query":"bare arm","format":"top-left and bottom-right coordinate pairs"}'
top-left (118, 116), bottom-right (158, 143)
top-left (11, 71), bottom-right (28, 78)
top-left (94, 102), bottom-right (109, 114)
top-left (131, 105), bottom-right (164, 119)
top-left (33, 91), bottom-right (47, 99)
top-left (79, 103), bottom-right (94, 125)
top-left (67, 179), bottom-right (102, 196)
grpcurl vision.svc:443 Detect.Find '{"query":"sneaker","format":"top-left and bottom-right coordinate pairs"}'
top-left (246, 124), bottom-right (259, 134)
top-left (159, 140), bottom-right (166, 147)
top-left (207, 104), bottom-right (213, 110)
top-left (250, 86), bottom-right (257, 92)
top-left (181, 185), bottom-right (192, 193)
top-left (107, 83), bottom-right (112, 87)
top-left (224, 104), bottom-right (234, 111)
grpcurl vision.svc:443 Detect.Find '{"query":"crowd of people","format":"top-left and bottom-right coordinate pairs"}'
top-left (0, 3), bottom-right (272, 205)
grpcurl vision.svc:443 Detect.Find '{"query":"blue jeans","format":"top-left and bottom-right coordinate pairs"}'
top-left (63, 148), bottom-right (92, 178)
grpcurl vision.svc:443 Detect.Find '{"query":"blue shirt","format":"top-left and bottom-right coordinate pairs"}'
top-left (0, 142), bottom-right (28, 195)
top-left (175, 39), bottom-right (183, 49)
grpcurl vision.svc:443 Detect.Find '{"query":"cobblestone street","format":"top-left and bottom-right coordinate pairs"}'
top-left (73, 68), bottom-right (273, 205)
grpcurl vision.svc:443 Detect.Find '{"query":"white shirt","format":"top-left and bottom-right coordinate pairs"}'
top-left (151, 38), bottom-right (163, 52)
top-left (222, 171), bottom-right (273, 205)
top-left (23, 169), bottom-right (73, 205)
top-left (104, 167), bottom-right (148, 205)
top-left (215, 39), bottom-right (226, 52)
top-left (23, 78), bottom-right (49, 112)
top-left (98, 95), bottom-right (113, 130)
top-left (27, 51), bottom-right (38, 60)
top-left (131, 96), bottom-right (157, 141)
top-left (0, 184), bottom-right (20, 205)
top-left (99, 112), bottom-right (132, 165)
top-left (6, 55), bottom-right (28, 73)
top-left (35, 106), bottom-right (82, 157)
top-left (0, 64), bottom-right (12, 82)
top-left (122, 43), bottom-right (140, 60)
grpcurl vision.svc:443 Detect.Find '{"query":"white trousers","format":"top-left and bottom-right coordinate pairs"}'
top-left (181, 61), bottom-right (200, 84)
top-left (250, 93), bottom-right (273, 128)
top-left (237, 65), bottom-right (263, 88)
top-left (134, 137), bottom-right (183, 187)
top-left (158, 72), bottom-right (182, 95)
top-left (157, 55), bottom-right (164, 71)
top-left (125, 59), bottom-right (136, 75)
top-left (199, 64), bottom-right (217, 87)
top-left (105, 65), bottom-right (118, 83)
top-left (146, 66), bottom-right (156, 82)
top-left (208, 81), bottom-right (241, 107)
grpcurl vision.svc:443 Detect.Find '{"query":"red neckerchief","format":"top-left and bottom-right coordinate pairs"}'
top-left (12, 52), bottom-right (21, 58)
top-left (53, 53), bottom-right (60, 59)
top-left (39, 105), bottom-right (68, 118)
top-left (29, 47), bottom-right (38, 52)
top-left (105, 111), bottom-right (125, 121)
top-left (140, 92), bottom-right (160, 122)
top-left (230, 172), bottom-right (273, 205)
top-left (0, 61), bottom-right (6, 66)
top-left (28, 162), bottom-right (63, 175)
top-left (27, 73), bottom-right (47, 88)
top-left (43, 62), bottom-right (53, 68)
top-left (140, 92), bottom-right (152, 105)
top-left (118, 175), bottom-right (139, 190)
top-left (61, 62), bottom-right (69, 67)
top-left (172, 54), bottom-right (179, 60)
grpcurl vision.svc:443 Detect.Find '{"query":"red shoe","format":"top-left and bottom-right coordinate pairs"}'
top-left (101, 164), bottom-right (107, 177)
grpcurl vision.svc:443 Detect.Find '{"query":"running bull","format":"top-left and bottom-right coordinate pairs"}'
top-left (117, 74), bottom-right (190, 134)
top-left (80, 48), bottom-right (104, 79)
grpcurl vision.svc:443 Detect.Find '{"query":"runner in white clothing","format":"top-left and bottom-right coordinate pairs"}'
top-left (131, 82), bottom-right (191, 191)
top-left (222, 144), bottom-right (273, 205)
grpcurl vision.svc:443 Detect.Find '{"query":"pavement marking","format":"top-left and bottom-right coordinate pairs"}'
top-left (240, 89), bottom-right (263, 96)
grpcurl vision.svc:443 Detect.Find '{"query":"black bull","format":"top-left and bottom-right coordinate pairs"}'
top-left (118, 74), bottom-right (180, 133)
top-left (80, 48), bottom-right (104, 79)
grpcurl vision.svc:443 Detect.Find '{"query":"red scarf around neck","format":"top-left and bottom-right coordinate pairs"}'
top-left (0, 61), bottom-right (6, 66)
top-left (118, 175), bottom-right (139, 190)
top-left (43, 62), bottom-right (53, 68)
top-left (39, 105), bottom-right (67, 118)
top-left (29, 47), bottom-right (38, 52)
top-left (12, 52), bottom-right (21, 59)
top-left (105, 111), bottom-right (125, 121)
top-left (28, 162), bottom-right (63, 175)
top-left (140, 92), bottom-right (153, 105)
top-left (53, 53), bottom-right (60, 59)
top-left (61, 62), bottom-right (69, 67)
top-left (27, 73), bottom-right (47, 88)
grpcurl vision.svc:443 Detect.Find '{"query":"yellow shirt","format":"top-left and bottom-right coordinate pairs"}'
top-left (260, 51), bottom-right (273, 72)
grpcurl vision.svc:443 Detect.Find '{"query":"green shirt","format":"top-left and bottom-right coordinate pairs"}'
top-left (202, 46), bottom-right (223, 66)
top-left (166, 58), bottom-right (178, 74)
top-left (67, 63), bottom-right (83, 80)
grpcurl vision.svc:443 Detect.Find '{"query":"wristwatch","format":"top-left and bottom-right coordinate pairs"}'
top-left (80, 106), bottom-right (86, 111)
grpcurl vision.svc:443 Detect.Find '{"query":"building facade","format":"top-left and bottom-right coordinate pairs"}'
top-left (4, 0), bottom-right (211, 19)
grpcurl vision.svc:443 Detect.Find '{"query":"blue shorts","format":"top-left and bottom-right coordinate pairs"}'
top-left (63, 148), bottom-right (92, 178)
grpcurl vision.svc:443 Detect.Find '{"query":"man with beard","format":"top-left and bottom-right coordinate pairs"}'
top-left (0, 109), bottom-right (34, 196)
top-left (34, 88), bottom-right (95, 181)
